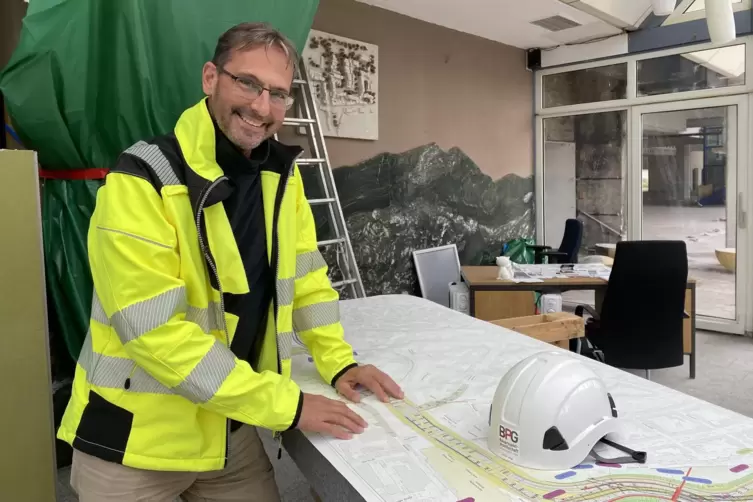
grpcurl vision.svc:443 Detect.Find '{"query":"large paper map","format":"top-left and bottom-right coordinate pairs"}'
top-left (290, 295), bottom-right (753, 501)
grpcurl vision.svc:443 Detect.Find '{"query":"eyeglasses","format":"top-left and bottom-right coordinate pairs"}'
top-left (218, 66), bottom-right (295, 110)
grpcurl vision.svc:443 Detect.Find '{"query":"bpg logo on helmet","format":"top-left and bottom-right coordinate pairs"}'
top-left (499, 425), bottom-right (519, 443)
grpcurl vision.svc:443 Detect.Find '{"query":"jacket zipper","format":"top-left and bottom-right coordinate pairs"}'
top-left (195, 159), bottom-right (299, 463)
top-left (195, 176), bottom-right (231, 466)
top-left (272, 155), bottom-right (300, 460)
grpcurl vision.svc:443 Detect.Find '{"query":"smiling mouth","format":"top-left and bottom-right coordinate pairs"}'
top-left (236, 112), bottom-right (266, 129)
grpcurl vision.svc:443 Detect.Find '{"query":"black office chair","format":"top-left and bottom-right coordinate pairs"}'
top-left (529, 218), bottom-right (583, 264)
top-left (576, 240), bottom-right (688, 379)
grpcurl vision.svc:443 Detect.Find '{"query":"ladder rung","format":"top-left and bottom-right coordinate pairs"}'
top-left (297, 158), bottom-right (326, 165)
top-left (331, 279), bottom-right (358, 288)
top-left (317, 238), bottom-right (345, 247)
top-left (286, 59), bottom-right (365, 299)
top-left (308, 198), bottom-right (336, 206)
top-left (283, 118), bottom-right (315, 126)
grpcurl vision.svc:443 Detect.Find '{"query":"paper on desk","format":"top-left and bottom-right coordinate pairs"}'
top-left (509, 270), bottom-right (544, 283)
top-left (512, 263), bottom-right (612, 281)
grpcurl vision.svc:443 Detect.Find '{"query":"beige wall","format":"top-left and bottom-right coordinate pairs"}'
top-left (286, 0), bottom-right (533, 179)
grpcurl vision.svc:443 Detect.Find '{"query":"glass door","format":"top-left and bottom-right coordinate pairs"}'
top-left (630, 96), bottom-right (749, 334)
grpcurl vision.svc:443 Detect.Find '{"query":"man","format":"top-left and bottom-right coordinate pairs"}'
top-left (58, 22), bottom-right (403, 501)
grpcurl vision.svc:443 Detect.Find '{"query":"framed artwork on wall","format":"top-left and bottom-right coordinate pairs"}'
top-left (302, 29), bottom-right (379, 141)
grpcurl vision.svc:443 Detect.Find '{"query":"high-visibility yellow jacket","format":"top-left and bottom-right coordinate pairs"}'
top-left (57, 98), bottom-right (357, 472)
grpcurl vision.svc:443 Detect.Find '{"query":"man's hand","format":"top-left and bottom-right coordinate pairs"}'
top-left (297, 392), bottom-right (368, 440)
top-left (334, 364), bottom-right (404, 404)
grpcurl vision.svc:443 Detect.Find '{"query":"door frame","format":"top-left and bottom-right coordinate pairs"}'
top-left (629, 95), bottom-right (750, 334)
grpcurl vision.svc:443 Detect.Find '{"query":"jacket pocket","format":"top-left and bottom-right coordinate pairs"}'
top-left (72, 390), bottom-right (134, 464)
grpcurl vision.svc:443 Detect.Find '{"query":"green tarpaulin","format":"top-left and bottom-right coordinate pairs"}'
top-left (0, 0), bottom-right (319, 370)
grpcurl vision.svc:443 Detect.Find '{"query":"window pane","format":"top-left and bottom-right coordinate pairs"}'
top-left (637, 45), bottom-right (745, 97)
top-left (640, 106), bottom-right (737, 321)
top-left (542, 63), bottom-right (627, 108)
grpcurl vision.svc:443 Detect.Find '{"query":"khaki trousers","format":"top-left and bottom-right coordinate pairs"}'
top-left (69, 425), bottom-right (281, 502)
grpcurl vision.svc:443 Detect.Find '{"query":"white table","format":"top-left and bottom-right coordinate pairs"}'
top-left (282, 295), bottom-right (753, 501)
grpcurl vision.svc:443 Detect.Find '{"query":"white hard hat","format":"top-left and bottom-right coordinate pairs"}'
top-left (488, 351), bottom-right (644, 471)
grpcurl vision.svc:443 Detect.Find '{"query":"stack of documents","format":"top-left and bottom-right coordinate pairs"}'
top-left (507, 263), bottom-right (612, 283)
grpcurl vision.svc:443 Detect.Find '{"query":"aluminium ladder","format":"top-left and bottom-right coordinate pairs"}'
top-left (275, 60), bottom-right (366, 299)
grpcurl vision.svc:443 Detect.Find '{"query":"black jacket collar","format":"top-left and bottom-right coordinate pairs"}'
top-left (190, 102), bottom-right (303, 210)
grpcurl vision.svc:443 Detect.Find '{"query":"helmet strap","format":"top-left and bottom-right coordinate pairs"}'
top-left (590, 437), bottom-right (647, 465)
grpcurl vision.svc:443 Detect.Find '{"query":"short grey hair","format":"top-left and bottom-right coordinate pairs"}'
top-left (212, 22), bottom-right (299, 71)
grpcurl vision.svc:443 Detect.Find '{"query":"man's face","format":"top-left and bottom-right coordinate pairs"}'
top-left (202, 45), bottom-right (293, 155)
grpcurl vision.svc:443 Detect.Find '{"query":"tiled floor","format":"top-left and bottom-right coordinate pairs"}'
top-left (56, 331), bottom-right (753, 501)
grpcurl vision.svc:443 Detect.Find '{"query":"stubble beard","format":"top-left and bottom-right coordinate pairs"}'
top-left (209, 95), bottom-right (268, 155)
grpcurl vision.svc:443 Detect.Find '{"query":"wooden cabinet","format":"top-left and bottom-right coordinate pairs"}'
top-left (472, 291), bottom-right (537, 321)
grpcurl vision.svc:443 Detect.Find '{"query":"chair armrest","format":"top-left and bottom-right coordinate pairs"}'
top-left (575, 304), bottom-right (600, 321)
top-left (527, 245), bottom-right (552, 252)
top-left (542, 251), bottom-right (568, 258)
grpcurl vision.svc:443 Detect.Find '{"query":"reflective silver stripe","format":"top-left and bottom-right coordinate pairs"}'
top-left (81, 295), bottom-right (236, 400)
top-left (128, 367), bottom-right (174, 394)
top-left (293, 301), bottom-right (340, 332)
top-left (111, 287), bottom-right (187, 344)
top-left (96, 226), bottom-right (173, 250)
top-left (124, 141), bottom-right (181, 186)
top-left (80, 335), bottom-right (233, 398)
top-left (277, 278), bottom-right (295, 307)
top-left (296, 250), bottom-right (327, 279)
top-left (175, 339), bottom-right (236, 404)
top-left (186, 302), bottom-right (223, 334)
top-left (78, 330), bottom-right (95, 372)
top-left (78, 332), bottom-right (172, 395)
top-left (90, 291), bottom-right (109, 325)
top-left (278, 331), bottom-right (294, 360)
top-left (89, 354), bottom-right (133, 389)
top-left (92, 290), bottom-right (219, 335)
top-left (186, 305), bottom-right (210, 333)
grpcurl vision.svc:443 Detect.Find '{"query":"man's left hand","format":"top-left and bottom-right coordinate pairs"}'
top-left (335, 364), bottom-right (404, 404)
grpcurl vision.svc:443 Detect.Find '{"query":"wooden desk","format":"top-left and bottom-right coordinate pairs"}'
top-left (461, 266), bottom-right (697, 379)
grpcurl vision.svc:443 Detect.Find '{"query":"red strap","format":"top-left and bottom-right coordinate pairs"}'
top-left (39, 168), bottom-right (109, 180)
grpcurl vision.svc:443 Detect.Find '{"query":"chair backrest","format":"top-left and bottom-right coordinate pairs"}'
top-left (599, 240), bottom-right (688, 369)
top-left (413, 244), bottom-right (461, 307)
top-left (558, 218), bottom-right (583, 263)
